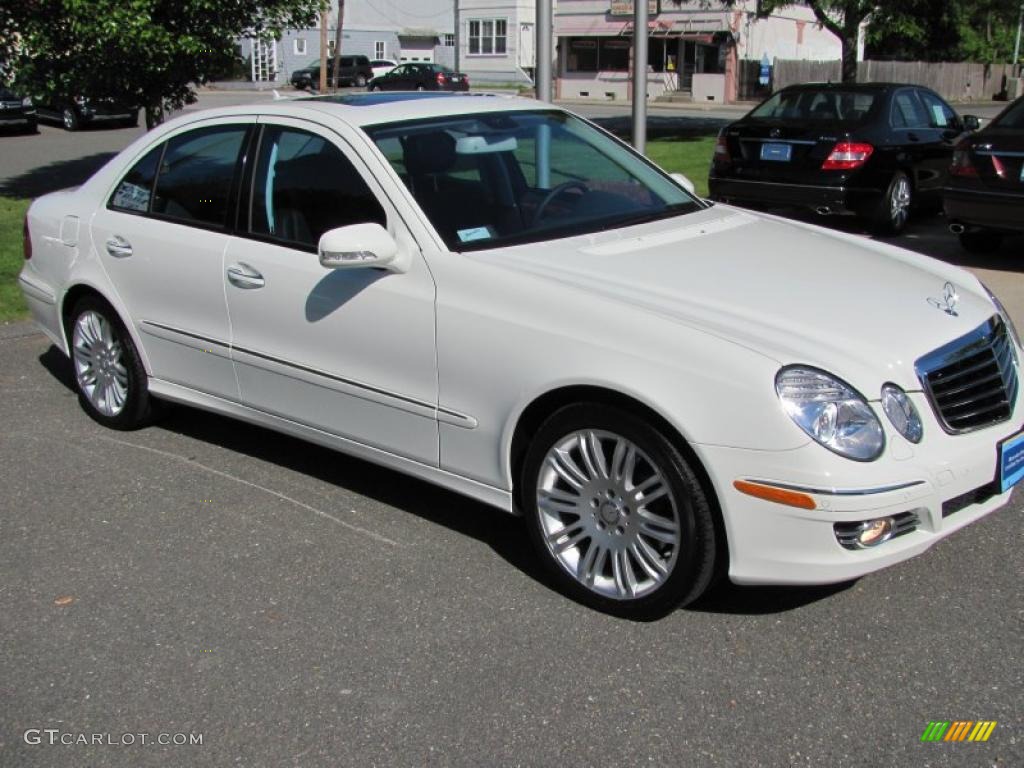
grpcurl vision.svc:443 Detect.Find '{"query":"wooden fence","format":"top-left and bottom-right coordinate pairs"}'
top-left (739, 59), bottom-right (1022, 102)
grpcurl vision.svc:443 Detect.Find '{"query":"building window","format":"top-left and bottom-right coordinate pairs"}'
top-left (293, 38), bottom-right (307, 56)
top-left (374, 41), bottom-right (386, 59)
top-left (328, 39), bottom-right (336, 56)
top-left (468, 18), bottom-right (507, 55)
top-left (443, 33), bottom-right (455, 47)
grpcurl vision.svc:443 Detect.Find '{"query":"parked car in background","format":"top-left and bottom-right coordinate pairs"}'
top-left (708, 83), bottom-right (979, 235)
top-left (35, 96), bottom-right (138, 131)
top-left (369, 59), bottom-right (398, 79)
top-left (944, 95), bottom-right (1024, 253)
top-left (0, 87), bottom-right (37, 133)
top-left (368, 63), bottom-right (468, 92)
top-left (18, 93), bottom-right (1023, 617)
top-left (290, 55), bottom-right (374, 89)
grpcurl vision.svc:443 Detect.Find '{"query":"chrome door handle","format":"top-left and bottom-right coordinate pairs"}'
top-left (226, 263), bottom-right (265, 289)
top-left (105, 236), bottom-right (133, 258)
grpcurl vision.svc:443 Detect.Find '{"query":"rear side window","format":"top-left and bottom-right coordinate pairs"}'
top-left (109, 145), bottom-right (163, 213)
top-left (248, 125), bottom-right (386, 248)
top-left (993, 99), bottom-right (1024, 129)
top-left (152, 125), bottom-right (248, 227)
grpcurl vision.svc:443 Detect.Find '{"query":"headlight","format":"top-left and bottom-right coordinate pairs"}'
top-left (981, 282), bottom-right (1021, 349)
top-left (776, 367), bottom-right (885, 461)
top-left (881, 383), bottom-right (923, 443)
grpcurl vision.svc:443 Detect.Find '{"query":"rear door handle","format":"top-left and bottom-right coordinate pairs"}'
top-left (105, 236), bottom-right (133, 258)
top-left (226, 262), bottom-right (265, 289)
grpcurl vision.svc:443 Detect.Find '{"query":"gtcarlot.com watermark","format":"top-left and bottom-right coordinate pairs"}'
top-left (24, 728), bottom-right (203, 747)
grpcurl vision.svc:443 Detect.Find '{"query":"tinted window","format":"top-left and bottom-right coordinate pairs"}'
top-left (918, 90), bottom-right (957, 128)
top-left (993, 99), bottom-right (1024, 129)
top-left (109, 145), bottom-right (163, 213)
top-left (891, 91), bottom-right (929, 129)
top-left (152, 125), bottom-right (248, 227)
top-left (749, 89), bottom-right (877, 123)
top-left (249, 126), bottom-right (386, 248)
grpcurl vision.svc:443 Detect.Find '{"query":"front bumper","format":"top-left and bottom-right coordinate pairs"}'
top-left (708, 176), bottom-right (879, 214)
top-left (696, 392), bottom-right (1020, 586)
top-left (0, 110), bottom-right (36, 126)
top-left (944, 186), bottom-right (1024, 234)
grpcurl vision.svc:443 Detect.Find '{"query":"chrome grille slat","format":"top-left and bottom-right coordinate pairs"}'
top-left (916, 316), bottom-right (1019, 434)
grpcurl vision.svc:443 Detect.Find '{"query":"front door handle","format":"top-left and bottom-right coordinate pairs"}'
top-left (226, 263), bottom-right (265, 289)
top-left (907, 132), bottom-right (920, 142)
top-left (105, 236), bottom-right (133, 258)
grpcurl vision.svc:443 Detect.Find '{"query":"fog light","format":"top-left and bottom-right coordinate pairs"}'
top-left (857, 517), bottom-right (894, 547)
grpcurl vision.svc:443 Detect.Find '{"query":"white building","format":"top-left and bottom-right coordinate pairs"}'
top-left (455, 0), bottom-right (538, 84)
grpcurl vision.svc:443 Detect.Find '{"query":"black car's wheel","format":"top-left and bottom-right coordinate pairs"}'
top-left (355, 75), bottom-right (367, 87)
top-left (68, 297), bottom-right (154, 430)
top-left (416, 84), bottom-right (426, 91)
top-left (869, 170), bottom-right (912, 236)
top-left (62, 106), bottom-right (79, 131)
top-left (369, 84), bottom-right (380, 92)
top-left (959, 231), bottom-right (1003, 254)
top-left (521, 403), bottom-right (717, 619)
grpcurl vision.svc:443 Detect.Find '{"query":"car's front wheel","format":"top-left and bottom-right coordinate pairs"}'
top-left (522, 404), bottom-right (717, 618)
top-left (68, 297), bottom-right (154, 430)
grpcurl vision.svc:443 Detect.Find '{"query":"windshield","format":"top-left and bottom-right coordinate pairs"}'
top-left (749, 89), bottom-right (879, 123)
top-left (992, 98), bottom-right (1024, 129)
top-left (364, 110), bottom-right (701, 251)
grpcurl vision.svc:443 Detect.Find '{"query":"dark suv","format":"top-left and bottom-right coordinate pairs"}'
top-left (290, 56), bottom-right (374, 89)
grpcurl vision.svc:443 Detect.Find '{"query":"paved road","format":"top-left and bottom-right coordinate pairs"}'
top-left (1, 90), bottom-right (1022, 767)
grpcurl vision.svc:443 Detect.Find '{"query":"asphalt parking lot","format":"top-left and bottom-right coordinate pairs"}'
top-left (1, 93), bottom-right (1022, 767)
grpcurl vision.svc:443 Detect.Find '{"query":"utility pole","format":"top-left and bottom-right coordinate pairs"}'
top-left (319, 5), bottom-right (328, 92)
top-left (454, 0), bottom-right (460, 74)
top-left (1014, 1), bottom-right (1023, 68)
top-left (331, 0), bottom-right (345, 92)
top-left (536, 0), bottom-right (552, 102)
top-left (631, 0), bottom-right (648, 153)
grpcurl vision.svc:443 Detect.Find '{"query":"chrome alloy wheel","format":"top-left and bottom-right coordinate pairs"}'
top-left (72, 310), bottom-right (129, 417)
top-left (889, 175), bottom-right (911, 229)
top-left (536, 430), bottom-right (681, 600)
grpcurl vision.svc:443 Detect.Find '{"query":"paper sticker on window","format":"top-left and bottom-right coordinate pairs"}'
top-left (931, 105), bottom-right (948, 127)
top-left (112, 182), bottom-right (151, 213)
top-left (457, 226), bottom-right (493, 243)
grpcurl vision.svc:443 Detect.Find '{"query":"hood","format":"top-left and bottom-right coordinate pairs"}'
top-left (476, 206), bottom-right (996, 396)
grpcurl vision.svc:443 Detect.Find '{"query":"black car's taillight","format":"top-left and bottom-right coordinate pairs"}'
top-left (950, 140), bottom-right (979, 177)
top-left (23, 215), bottom-right (31, 260)
top-left (821, 142), bottom-right (873, 170)
top-left (436, 72), bottom-right (446, 86)
top-left (713, 134), bottom-right (731, 164)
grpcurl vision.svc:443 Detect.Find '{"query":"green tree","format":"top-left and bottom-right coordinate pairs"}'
top-left (10, 0), bottom-right (323, 128)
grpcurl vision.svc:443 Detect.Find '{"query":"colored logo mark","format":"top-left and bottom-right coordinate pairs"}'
top-left (921, 721), bottom-right (997, 742)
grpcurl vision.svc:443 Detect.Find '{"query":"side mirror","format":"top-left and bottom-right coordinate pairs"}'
top-left (963, 114), bottom-right (981, 131)
top-left (670, 172), bottom-right (697, 195)
top-left (318, 223), bottom-right (399, 271)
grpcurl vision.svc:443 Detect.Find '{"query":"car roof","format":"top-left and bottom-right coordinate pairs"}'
top-left (780, 82), bottom-right (909, 92)
top-left (165, 92), bottom-right (545, 130)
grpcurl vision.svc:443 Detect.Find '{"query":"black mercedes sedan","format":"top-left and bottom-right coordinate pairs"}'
top-left (944, 95), bottom-right (1024, 253)
top-left (35, 96), bottom-right (138, 131)
top-left (708, 83), bottom-right (979, 235)
top-left (0, 87), bottom-right (37, 134)
top-left (368, 63), bottom-right (469, 92)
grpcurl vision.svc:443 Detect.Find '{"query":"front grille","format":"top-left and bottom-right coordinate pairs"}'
top-left (0, 101), bottom-right (22, 110)
top-left (916, 316), bottom-right (1018, 434)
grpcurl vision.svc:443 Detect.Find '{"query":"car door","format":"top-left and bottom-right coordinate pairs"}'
top-left (916, 88), bottom-right (966, 194)
top-left (90, 117), bottom-right (252, 400)
top-left (222, 116), bottom-right (439, 464)
top-left (889, 89), bottom-right (943, 194)
top-left (382, 65), bottom-right (409, 90)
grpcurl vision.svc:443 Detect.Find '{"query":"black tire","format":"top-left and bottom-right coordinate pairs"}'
top-left (415, 84), bottom-right (426, 92)
top-left (959, 231), bottom-right (1003, 254)
top-left (868, 170), bottom-right (912, 236)
top-left (61, 106), bottom-right (79, 131)
top-left (521, 403), bottom-right (717, 619)
top-left (67, 297), bottom-right (154, 430)
top-left (369, 84), bottom-right (380, 92)
top-left (355, 74), bottom-right (367, 87)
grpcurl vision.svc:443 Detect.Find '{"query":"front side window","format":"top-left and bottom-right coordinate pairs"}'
top-left (109, 145), bottom-right (163, 213)
top-left (151, 125), bottom-right (248, 227)
top-left (249, 126), bottom-right (386, 248)
top-left (365, 110), bottom-right (700, 252)
top-left (917, 90), bottom-right (957, 128)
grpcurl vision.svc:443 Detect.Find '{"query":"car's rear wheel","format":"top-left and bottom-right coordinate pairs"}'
top-left (522, 403), bottom-right (717, 618)
top-left (62, 107), bottom-right (79, 131)
top-left (69, 297), bottom-right (153, 430)
top-left (355, 75), bottom-right (367, 87)
top-left (416, 84), bottom-right (426, 92)
top-left (869, 170), bottom-right (912, 236)
top-left (959, 231), bottom-right (1003, 254)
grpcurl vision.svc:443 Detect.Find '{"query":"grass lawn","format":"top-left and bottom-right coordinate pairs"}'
top-left (645, 137), bottom-right (715, 198)
top-left (0, 197), bottom-right (30, 323)
top-left (0, 138), bottom-right (713, 323)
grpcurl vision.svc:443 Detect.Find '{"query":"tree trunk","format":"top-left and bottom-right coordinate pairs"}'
top-left (331, 0), bottom-right (345, 92)
top-left (840, 37), bottom-right (858, 82)
top-left (144, 100), bottom-right (164, 129)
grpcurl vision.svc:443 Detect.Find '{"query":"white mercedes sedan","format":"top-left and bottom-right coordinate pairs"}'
top-left (18, 93), bottom-right (1023, 617)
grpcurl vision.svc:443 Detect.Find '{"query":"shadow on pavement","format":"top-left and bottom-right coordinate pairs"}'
top-left (0, 152), bottom-right (116, 197)
top-left (590, 114), bottom-right (730, 140)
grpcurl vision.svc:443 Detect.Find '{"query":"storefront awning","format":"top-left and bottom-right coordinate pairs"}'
top-left (555, 12), bottom-right (730, 39)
